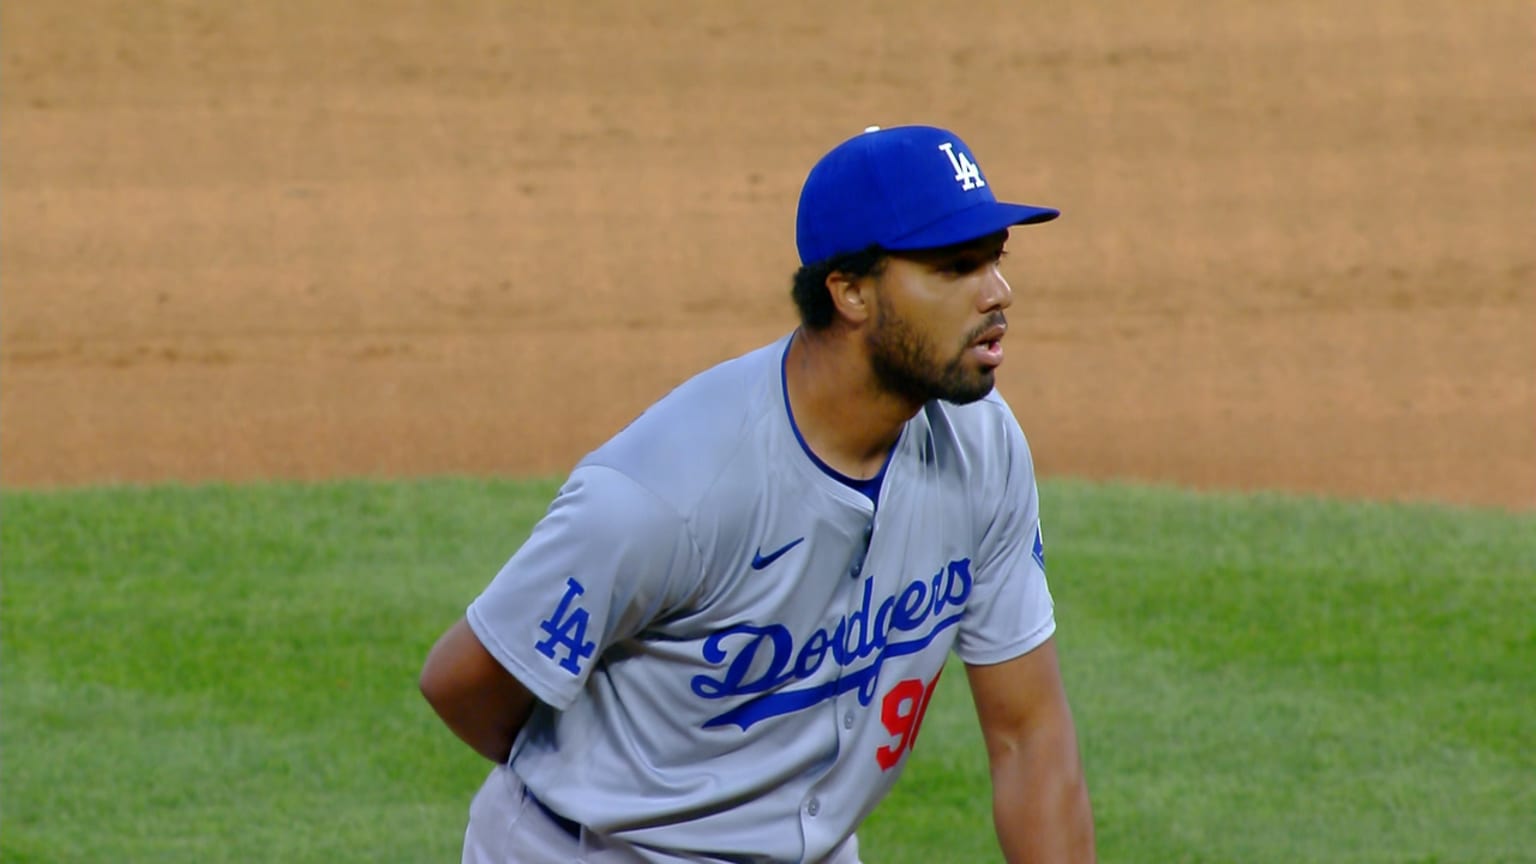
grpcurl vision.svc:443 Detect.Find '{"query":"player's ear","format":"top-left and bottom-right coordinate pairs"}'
top-left (826, 269), bottom-right (874, 326)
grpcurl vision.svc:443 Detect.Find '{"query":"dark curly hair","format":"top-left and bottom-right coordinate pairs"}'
top-left (789, 245), bottom-right (888, 331)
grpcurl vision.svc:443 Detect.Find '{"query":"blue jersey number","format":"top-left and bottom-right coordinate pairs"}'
top-left (534, 578), bottom-right (597, 675)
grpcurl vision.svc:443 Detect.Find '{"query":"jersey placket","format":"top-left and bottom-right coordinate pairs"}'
top-left (798, 513), bottom-right (881, 860)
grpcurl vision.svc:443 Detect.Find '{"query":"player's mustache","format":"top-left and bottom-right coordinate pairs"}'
top-left (964, 314), bottom-right (1008, 345)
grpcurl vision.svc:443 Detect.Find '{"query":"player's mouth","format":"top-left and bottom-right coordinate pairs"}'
top-left (968, 323), bottom-right (1007, 368)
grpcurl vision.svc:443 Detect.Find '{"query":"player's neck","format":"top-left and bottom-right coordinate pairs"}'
top-left (784, 328), bottom-right (920, 480)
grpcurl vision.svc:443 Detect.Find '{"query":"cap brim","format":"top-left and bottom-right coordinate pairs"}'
top-left (884, 201), bottom-right (1059, 252)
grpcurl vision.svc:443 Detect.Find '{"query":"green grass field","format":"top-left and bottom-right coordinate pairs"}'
top-left (3, 478), bottom-right (1532, 863)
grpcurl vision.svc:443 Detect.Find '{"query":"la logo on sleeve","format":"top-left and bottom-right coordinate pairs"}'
top-left (534, 577), bottom-right (597, 675)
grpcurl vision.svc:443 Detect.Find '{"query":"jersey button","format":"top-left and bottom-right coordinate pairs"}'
top-left (842, 712), bottom-right (855, 730)
top-left (806, 797), bottom-right (821, 817)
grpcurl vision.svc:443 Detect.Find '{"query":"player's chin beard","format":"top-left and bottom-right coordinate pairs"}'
top-left (866, 299), bottom-right (996, 406)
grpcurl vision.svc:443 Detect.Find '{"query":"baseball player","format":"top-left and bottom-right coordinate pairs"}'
top-left (420, 124), bottom-right (1096, 863)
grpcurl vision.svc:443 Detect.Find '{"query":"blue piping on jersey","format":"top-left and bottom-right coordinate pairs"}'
top-left (780, 333), bottom-right (898, 506)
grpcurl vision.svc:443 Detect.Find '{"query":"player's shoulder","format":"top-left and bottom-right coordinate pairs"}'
top-left (924, 388), bottom-right (1032, 460)
top-left (915, 390), bottom-right (1038, 528)
top-left (577, 336), bottom-right (786, 509)
top-left (913, 389), bottom-right (1037, 503)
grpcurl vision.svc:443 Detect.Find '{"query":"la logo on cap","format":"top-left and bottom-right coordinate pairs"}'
top-left (938, 142), bottom-right (986, 191)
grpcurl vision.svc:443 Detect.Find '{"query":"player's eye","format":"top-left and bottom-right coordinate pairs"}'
top-left (943, 250), bottom-right (1005, 276)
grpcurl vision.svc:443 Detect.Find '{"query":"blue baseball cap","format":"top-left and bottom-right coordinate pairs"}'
top-left (795, 125), bottom-right (1059, 266)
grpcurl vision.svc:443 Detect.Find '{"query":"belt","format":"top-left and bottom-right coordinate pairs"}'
top-left (527, 790), bottom-right (583, 840)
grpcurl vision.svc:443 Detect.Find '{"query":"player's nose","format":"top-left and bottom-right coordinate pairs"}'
top-left (977, 269), bottom-right (1013, 313)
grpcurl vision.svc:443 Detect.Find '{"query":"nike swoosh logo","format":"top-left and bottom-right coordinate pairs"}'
top-left (750, 537), bottom-right (805, 570)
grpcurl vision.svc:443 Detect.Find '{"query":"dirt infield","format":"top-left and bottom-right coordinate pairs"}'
top-left (4, 1), bottom-right (1533, 509)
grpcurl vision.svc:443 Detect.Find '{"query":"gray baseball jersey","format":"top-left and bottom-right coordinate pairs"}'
top-left (466, 333), bottom-right (1054, 863)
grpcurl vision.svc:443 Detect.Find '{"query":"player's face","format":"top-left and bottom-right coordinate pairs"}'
top-left (865, 231), bottom-right (1013, 405)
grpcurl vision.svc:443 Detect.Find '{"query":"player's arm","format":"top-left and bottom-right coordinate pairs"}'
top-left (965, 637), bottom-right (1096, 864)
top-left (419, 617), bottom-right (537, 764)
top-left (420, 465), bottom-right (696, 765)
